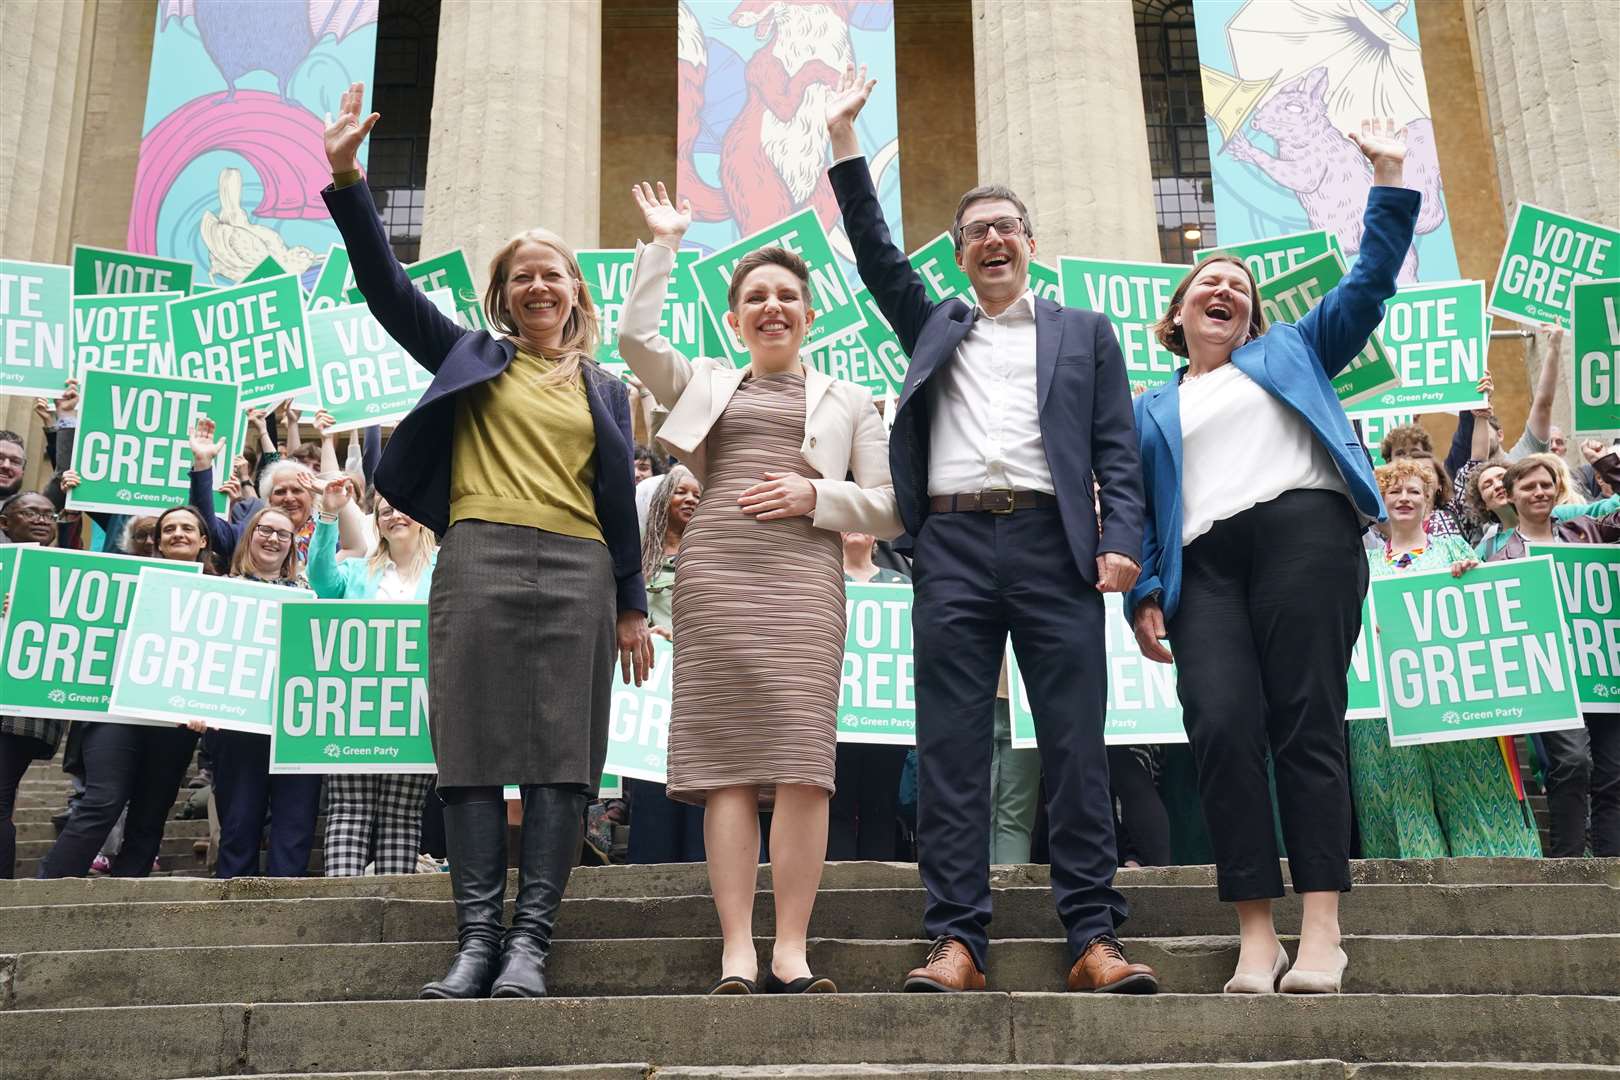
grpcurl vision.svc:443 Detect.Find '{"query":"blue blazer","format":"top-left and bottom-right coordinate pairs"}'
top-left (828, 159), bottom-right (1144, 581)
top-left (321, 181), bottom-right (647, 615)
top-left (1126, 185), bottom-right (1422, 623)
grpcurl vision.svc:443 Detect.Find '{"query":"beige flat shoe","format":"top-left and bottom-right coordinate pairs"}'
top-left (1278, 946), bottom-right (1348, 994)
top-left (1222, 944), bottom-right (1290, 994)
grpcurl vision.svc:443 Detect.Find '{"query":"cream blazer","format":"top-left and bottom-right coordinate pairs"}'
top-left (618, 241), bottom-right (902, 541)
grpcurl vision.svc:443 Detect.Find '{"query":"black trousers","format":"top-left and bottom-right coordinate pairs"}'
top-left (39, 723), bottom-right (199, 879)
top-left (625, 777), bottom-right (705, 863)
top-left (1108, 747), bottom-right (1172, 866)
top-left (1, 733), bottom-right (49, 879)
top-left (912, 508), bottom-right (1125, 970)
top-left (828, 742), bottom-right (908, 861)
top-left (1166, 489), bottom-right (1366, 901)
top-left (1541, 713), bottom-right (1620, 857)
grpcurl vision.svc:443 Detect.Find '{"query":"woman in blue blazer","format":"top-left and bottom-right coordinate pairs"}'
top-left (1126, 119), bottom-right (1419, 996)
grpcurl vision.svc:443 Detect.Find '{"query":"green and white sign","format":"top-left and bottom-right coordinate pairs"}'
top-left (72, 291), bottom-right (181, 377)
top-left (1371, 558), bottom-right (1583, 746)
top-left (72, 244), bottom-right (194, 297)
top-left (1027, 260), bottom-right (1061, 303)
top-left (109, 571), bottom-right (310, 733)
top-left (579, 247), bottom-right (705, 376)
top-left (1489, 203), bottom-right (1620, 327)
top-left (692, 208), bottom-right (865, 366)
top-left (1346, 592), bottom-right (1386, 720)
top-left (1059, 258), bottom-right (1188, 391)
top-left (1256, 250), bottom-right (1400, 410)
top-left (271, 600), bottom-right (433, 772)
top-left (805, 288), bottom-right (908, 396)
top-left (167, 271), bottom-right (313, 407)
top-left (0, 548), bottom-right (201, 721)
top-left (1196, 229), bottom-right (1341, 285)
top-left (0, 259), bottom-right (72, 397)
top-left (1366, 281), bottom-right (1489, 415)
top-left (307, 245), bottom-right (355, 311)
top-left (603, 635), bottom-right (672, 783)
top-left (306, 289), bottom-right (453, 433)
top-left (1572, 277), bottom-right (1620, 437)
top-left (839, 582), bottom-right (915, 744)
top-left (68, 368), bottom-right (241, 516)
top-left (1359, 412), bottom-right (1415, 468)
top-left (242, 256), bottom-right (288, 284)
top-left (348, 248), bottom-right (484, 331)
top-left (909, 232), bottom-right (975, 303)
top-left (0, 544), bottom-right (31, 633)
top-left (1533, 543), bottom-right (1620, 714)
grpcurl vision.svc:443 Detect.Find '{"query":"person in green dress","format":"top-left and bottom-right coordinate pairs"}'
top-left (1350, 459), bottom-right (1541, 858)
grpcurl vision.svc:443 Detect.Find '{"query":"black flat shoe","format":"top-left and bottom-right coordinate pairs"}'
top-left (708, 975), bottom-right (757, 995)
top-left (763, 971), bottom-right (837, 994)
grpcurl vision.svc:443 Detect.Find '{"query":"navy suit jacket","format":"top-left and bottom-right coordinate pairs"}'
top-left (321, 181), bottom-right (647, 615)
top-left (828, 159), bottom-right (1144, 583)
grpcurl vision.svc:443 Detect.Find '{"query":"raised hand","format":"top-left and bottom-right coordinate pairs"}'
top-left (313, 409), bottom-right (337, 438)
top-left (826, 63), bottom-right (875, 133)
top-left (61, 469), bottom-right (81, 491)
top-left (188, 417), bottom-right (226, 472)
top-left (1349, 117), bottom-right (1406, 186)
top-left (318, 475), bottom-right (350, 515)
top-left (324, 81), bottom-right (379, 174)
top-left (56, 378), bottom-right (80, 419)
top-left (632, 181), bottom-right (691, 248)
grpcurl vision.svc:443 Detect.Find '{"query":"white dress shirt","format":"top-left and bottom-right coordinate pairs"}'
top-left (927, 289), bottom-right (1053, 496)
top-left (373, 561), bottom-right (413, 602)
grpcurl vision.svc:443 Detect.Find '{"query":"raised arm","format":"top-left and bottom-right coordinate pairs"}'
top-left (1517, 325), bottom-right (1562, 455)
top-left (320, 82), bottom-right (465, 374)
top-left (619, 182), bottom-right (698, 409)
top-left (306, 479), bottom-right (358, 599)
top-left (808, 392), bottom-right (902, 539)
top-left (185, 417), bottom-right (239, 561)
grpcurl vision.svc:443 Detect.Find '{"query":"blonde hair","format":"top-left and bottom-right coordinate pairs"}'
top-left (231, 506), bottom-right (301, 581)
top-left (484, 229), bottom-right (600, 388)
top-left (367, 497), bottom-right (437, 582)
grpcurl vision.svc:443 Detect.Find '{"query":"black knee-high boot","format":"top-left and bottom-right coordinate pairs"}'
top-left (420, 797), bottom-right (507, 999)
top-left (490, 784), bottom-right (586, 998)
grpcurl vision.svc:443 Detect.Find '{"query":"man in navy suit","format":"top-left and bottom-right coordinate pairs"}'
top-left (825, 68), bottom-right (1155, 993)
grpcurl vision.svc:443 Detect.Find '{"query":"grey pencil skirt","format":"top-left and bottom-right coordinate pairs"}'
top-left (428, 519), bottom-right (616, 791)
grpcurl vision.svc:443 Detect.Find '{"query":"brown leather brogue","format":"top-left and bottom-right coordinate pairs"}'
top-left (1066, 934), bottom-right (1159, 994)
top-left (903, 937), bottom-right (986, 992)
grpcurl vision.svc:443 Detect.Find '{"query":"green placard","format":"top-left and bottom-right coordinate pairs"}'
top-left (1533, 543), bottom-right (1620, 714)
top-left (167, 271), bottom-right (313, 407)
top-left (72, 291), bottom-right (181, 378)
top-left (0, 259), bottom-right (73, 397)
top-left (1488, 203), bottom-right (1620, 327)
top-left (189, 282), bottom-right (218, 295)
top-left (306, 290), bottom-right (453, 433)
top-left (1027, 260), bottom-right (1061, 304)
top-left (0, 543), bottom-right (30, 617)
top-left (1371, 558), bottom-right (1584, 746)
top-left (271, 600), bottom-right (433, 771)
top-left (72, 245), bottom-right (194, 297)
top-left (307, 245), bottom-right (354, 312)
top-left (838, 582), bottom-right (915, 744)
top-left (1366, 281), bottom-right (1489, 415)
top-left (691, 208), bottom-right (865, 366)
top-left (1346, 591), bottom-right (1387, 720)
top-left (109, 570), bottom-right (310, 733)
top-left (603, 635), bottom-right (672, 783)
top-left (1196, 229), bottom-right (1341, 285)
top-left (242, 256), bottom-right (287, 284)
top-left (1572, 277), bottom-right (1620, 437)
top-left (0, 548), bottom-right (202, 721)
top-left (1059, 257), bottom-right (1188, 391)
top-left (579, 247), bottom-right (705, 376)
top-left (908, 231), bottom-right (975, 304)
top-left (1255, 250), bottom-right (1399, 411)
top-left (68, 368), bottom-right (241, 516)
top-left (1359, 411), bottom-right (1415, 468)
top-left (804, 288), bottom-right (908, 396)
top-left (348, 248), bottom-right (484, 331)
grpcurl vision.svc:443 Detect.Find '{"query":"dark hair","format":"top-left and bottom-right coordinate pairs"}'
top-left (726, 247), bottom-right (811, 312)
top-left (1151, 255), bottom-right (1267, 359)
top-left (634, 445), bottom-right (666, 475)
top-left (0, 429), bottom-right (23, 451)
top-left (154, 505), bottom-right (221, 575)
top-left (951, 185), bottom-right (1032, 251)
top-left (1380, 423), bottom-right (1434, 465)
top-left (1463, 456), bottom-right (1509, 521)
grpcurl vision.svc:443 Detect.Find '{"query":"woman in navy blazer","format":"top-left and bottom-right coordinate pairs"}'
top-left (320, 83), bottom-right (652, 1001)
top-left (1126, 120), bottom-right (1420, 996)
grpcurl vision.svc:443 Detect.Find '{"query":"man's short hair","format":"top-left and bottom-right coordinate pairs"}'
top-left (951, 185), bottom-right (1033, 251)
top-left (0, 429), bottom-right (24, 453)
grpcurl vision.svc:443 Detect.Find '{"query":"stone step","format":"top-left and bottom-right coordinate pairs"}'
top-left (9, 817), bottom-right (212, 844)
top-left (13, 833), bottom-right (208, 862)
top-left (3, 994), bottom-right (1615, 1080)
top-left (11, 847), bottom-right (324, 881)
top-left (2, 883), bottom-right (1614, 953)
top-left (173, 1065), bottom-right (1620, 1080)
top-left (5, 933), bottom-right (1615, 1009)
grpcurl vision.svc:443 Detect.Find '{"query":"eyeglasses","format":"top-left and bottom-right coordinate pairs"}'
top-left (9, 508), bottom-right (60, 523)
top-left (959, 217), bottom-right (1026, 243)
top-left (252, 524), bottom-right (295, 544)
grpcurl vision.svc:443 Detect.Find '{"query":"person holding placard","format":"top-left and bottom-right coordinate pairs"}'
top-left (1486, 453), bottom-right (1620, 857)
top-left (321, 82), bottom-right (651, 1000)
top-left (1128, 119), bottom-right (1419, 995)
top-left (620, 179), bottom-right (900, 995)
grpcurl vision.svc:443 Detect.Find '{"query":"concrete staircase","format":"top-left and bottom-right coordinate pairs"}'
top-left (1, 857), bottom-right (1616, 1079)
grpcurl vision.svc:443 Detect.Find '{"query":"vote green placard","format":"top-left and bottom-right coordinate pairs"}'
top-left (1365, 281), bottom-right (1489, 415)
top-left (72, 244), bottom-right (194, 297)
top-left (72, 291), bottom-right (181, 378)
top-left (908, 231), bottom-right (975, 304)
top-left (348, 248), bottom-right (484, 331)
top-left (0, 544), bottom-right (30, 629)
top-left (307, 245), bottom-right (354, 312)
top-left (1196, 229), bottom-right (1341, 285)
top-left (838, 582), bottom-right (915, 744)
top-left (1371, 558), bottom-right (1584, 746)
top-left (691, 209), bottom-right (865, 366)
top-left (1255, 250), bottom-right (1400, 410)
top-left (1059, 257), bottom-right (1189, 391)
top-left (0, 259), bottom-right (73, 398)
top-left (1572, 277), bottom-right (1620, 437)
top-left (68, 368), bottom-right (241, 516)
top-left (109, 571), bottom-right (310, 733)
top-left (1027, 260), bottom-right (1061, 304)
top-left (306, 289), bottom-right (454, 433)
top-left (242, 257), bottom-right (287, 284)
top-left (271, 600), bottom-right (434, 772)
top-left (0, 548), bottom-right (202, 721)
top-left (603, 635), bottom-right (672, 783)
top-left (1489, 203), bottom-right (1620, 327)
top-left (804, 288), bottom-right (908, 396)
top-left (579, 247), bottom-right (705, 376)
top-left (167, 272), bottom-right (313, 408)
top-left (1346, 592), bottom-right (1387, 720)
top-left (1532, 543), bottom-right (1620, 714)
top-left (1359, 411), bottom-right (1415, 468)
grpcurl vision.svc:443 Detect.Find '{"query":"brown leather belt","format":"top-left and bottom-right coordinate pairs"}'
top-left (928, 489), bottom-right (1059, 514)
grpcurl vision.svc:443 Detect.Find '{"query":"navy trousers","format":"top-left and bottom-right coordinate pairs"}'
top-left (911, 507), bottom-right (1126, 970)
top-left (212, 729), bottom-right (323, 878)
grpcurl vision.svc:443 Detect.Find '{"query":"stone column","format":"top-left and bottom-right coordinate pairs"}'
top-left (420, 0), bottom-right (603, 289)
top-left (971, 0), bottom-right (1159, 262)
